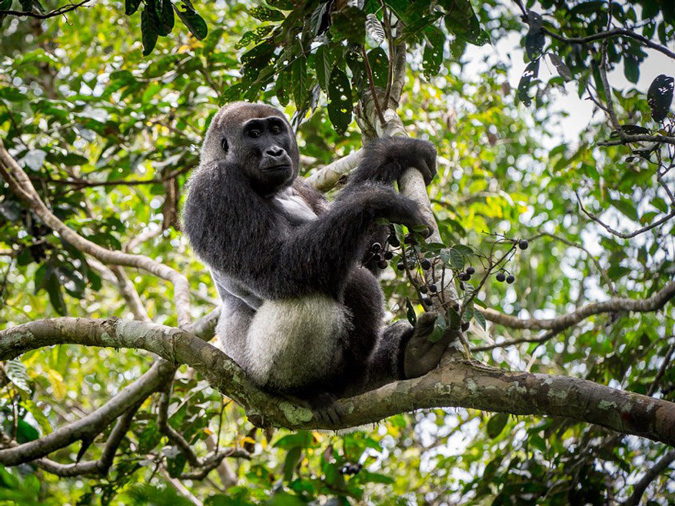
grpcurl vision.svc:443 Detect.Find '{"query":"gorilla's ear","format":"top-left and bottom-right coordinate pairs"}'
top-left (221, 137), bottom-right (229, 153)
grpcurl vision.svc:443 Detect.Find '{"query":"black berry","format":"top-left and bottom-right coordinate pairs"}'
top-left (518, 239), bottom-right (528, 250)
top-left (384, 251), bottom-right (394, 260)
top-left (372, 253), bottom-right (382, 262)
top-left (420, 285), bottom-right (428, 294)
top-left (496, 272), bottom-right (506, 282)
top-left (421, 259), bottom-right (432, 270)
top-left (388, 235), bottom-right (400, 247)
top-left (461, 321), bottom-right (470, 332)
top-left (429, 284), bottom-right (438, 293)
top-left (466, 266), bottom-right (475, 275)
top-left (371, 242), bottom-right (382, 253)
top-left (506, 275), bottom-right (515, 284)
top-left (397, 262), bottom-right (405, 271)
top-left (377, 260), bottom-right (388, 269)
top-left (422, 297), bottom-right (432, 306)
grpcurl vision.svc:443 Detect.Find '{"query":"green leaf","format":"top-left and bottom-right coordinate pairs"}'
top-left (442, 0), bottom-right (489, 46)
top-left (367, 48), bottom-right (388, 88)
top-left (249, 6), bottom-right (284, 22)
top-left (6, 359), bottom-right (31, 393)
top-left (405, 298), bottom-right (417, 326)
top-left (157, 0), bottom-right (175, 37)
top-left (623, 55), bottom-right (639, 84)
top-left (548, 53), bottom-right (572, 82)
top-left (327, 67), bottom-right (352, 134)
top-left (22, 400), bottom-right (52, 435)
top-left (283, 447), bottom-right (302, 482)
top-left (291, 56), bottom-right (307, 108)
top-left (173, 2), bottom-right (207, 40)
top-left (610, 198), bottom-right (638, 221)
top-left (125, 0), bottom-right (141, 15)
top-left (0, 0), bottom-right (12, 11)
top-left (474, 310), bottom-right (486, 330)
top-left (141, 6), bottom-right (159, 56)
top-left (46, 274), bottom-right (67, 315)
top-left (486, 413), bottom-right (509, 438)
top-left (647, 74), bottom-right (674, 122)
top-left (517, 58), bottom-right (540, 106)
top-left (315, 44), bottom-right (332, 92)
top-left (422, 25), bottom-right (444, 79)
top-left (525, 12), bottom-right (545, 60)
top-left (331, 6), bottom-right (366, 45)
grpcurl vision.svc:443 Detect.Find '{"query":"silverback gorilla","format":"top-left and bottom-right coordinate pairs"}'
top-left (183, 102), bottom-right (448, 410)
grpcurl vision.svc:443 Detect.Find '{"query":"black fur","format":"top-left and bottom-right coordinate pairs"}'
top-left (183, 102), bottom-right (439, 400)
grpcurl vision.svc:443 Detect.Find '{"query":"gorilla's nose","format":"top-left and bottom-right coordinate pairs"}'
top-left (266, 146), bottom-right (285, 159)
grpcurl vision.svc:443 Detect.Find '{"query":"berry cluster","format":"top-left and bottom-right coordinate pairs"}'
top-left (339, 462), bottom-right (363, 475)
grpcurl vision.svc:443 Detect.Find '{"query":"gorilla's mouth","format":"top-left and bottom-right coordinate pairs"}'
top-left (262, 164), bottom-right (291, 172)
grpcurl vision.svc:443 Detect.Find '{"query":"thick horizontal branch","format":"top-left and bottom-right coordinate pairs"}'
top-left (305, 150), bottom-right (363, 192)
top-left (479, 280), bottom-right (675, 332)
top-left (2, 318), bottom-right (674, 447)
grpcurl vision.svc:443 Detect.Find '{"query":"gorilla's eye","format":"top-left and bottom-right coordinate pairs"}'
top-left (248, 129), bottom-right (262, 138)
top-left (270, 124), bottom-right (282, 135)
top-left (221, 137), bottom-right (229, 152)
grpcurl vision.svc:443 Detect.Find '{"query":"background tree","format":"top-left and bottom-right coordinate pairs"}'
top-left (0, 0), bottom-right (674, 504)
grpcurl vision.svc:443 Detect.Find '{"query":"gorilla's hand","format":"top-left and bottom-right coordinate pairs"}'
top-left (355, 137), bottom-right (437, 187)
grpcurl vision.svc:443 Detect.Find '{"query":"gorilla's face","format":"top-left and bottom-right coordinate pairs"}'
top-left (200, 102), bottom-right (300, 197)
top-left (236, 115), bottom-right (296, 195)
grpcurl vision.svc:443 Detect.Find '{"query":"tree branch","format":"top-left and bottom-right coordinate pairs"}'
top-left (2, 318), bottom-right (675, 447)
top-left (0, 0), bottom-right (90, 20)
top-left (305, 150), bottom-right (363, 192)
top-left (576, 190), bottom-right (675, 239)
top-left (624, 450), bottom-right (675, 506)
top-left (541, 26), bottom-right (675, 61)
top-left (478, 280), bottom-right (674, 334)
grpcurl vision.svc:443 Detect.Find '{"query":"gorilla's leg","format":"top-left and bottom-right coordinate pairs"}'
top-left (364, 312), bottom-right (440, 391)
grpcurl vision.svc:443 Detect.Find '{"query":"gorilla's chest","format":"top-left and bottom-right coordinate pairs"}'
top-left (273, 188), bottom-right (317, 223)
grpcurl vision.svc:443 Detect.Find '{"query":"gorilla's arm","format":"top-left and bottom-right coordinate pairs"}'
top-left (183, 162), bottom-right (426, 300)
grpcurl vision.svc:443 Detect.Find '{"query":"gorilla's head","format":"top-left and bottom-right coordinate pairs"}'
top-left (201, 102), bottom-right (300, 196)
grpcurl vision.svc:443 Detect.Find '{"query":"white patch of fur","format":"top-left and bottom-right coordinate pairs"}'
top-left (274, 188), bottom-right (317, 221)
top-left (245, 294), bottom-right (351, 390)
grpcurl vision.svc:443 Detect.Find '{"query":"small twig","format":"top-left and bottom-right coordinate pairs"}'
top-left (623, 450), bottom-right (675, 506)
top-left (576, 190), bottom-right (675, 239)
top-left (647, 340), bottom-right (675, 397)
top-left (471, 328), bottom-right (560, 352)
top-left (0, 0), bottom-right (90, 20)
top-left (541, 26), bottom-right (675, 61)
top-left (31, 164), bottom-right (194, 189)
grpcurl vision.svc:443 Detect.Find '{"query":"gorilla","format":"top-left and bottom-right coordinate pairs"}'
top-left (183, 102), bottom-right (448, 409)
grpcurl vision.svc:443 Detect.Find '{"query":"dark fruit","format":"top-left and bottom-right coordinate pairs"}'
top-left (466, 266), bottom-right (475, 275)
top-left (421, 259), bottom-right (432, 270)
top-left (422, 297), bottom-right (432, 307)
top-left (371, 242), bottom-right (382, 253)
top-left (429, 284), bottom-right (438, 293)
top-left (384, 251), bottom-right (394, 260)
top-left (461, 321), bottom-right (470, 332)
top-left (506, 275), bottom-right (515, 284)
top-left (459, 281), bottom-right (465, 290)
top-left (397, 262), bottom-right (405, 271)
top-left (496, 272), bottom-right (506, 282)
top-left (377, 260), bottom-right (388, 269)
top-left (388, 235), bottom-right (400, 247)
top-left (372, 253), bottom-right (382, 262)
top-left (420, 285), bottom-right (428, 294)
top-left (518, 239), bottom-right (529, 250)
